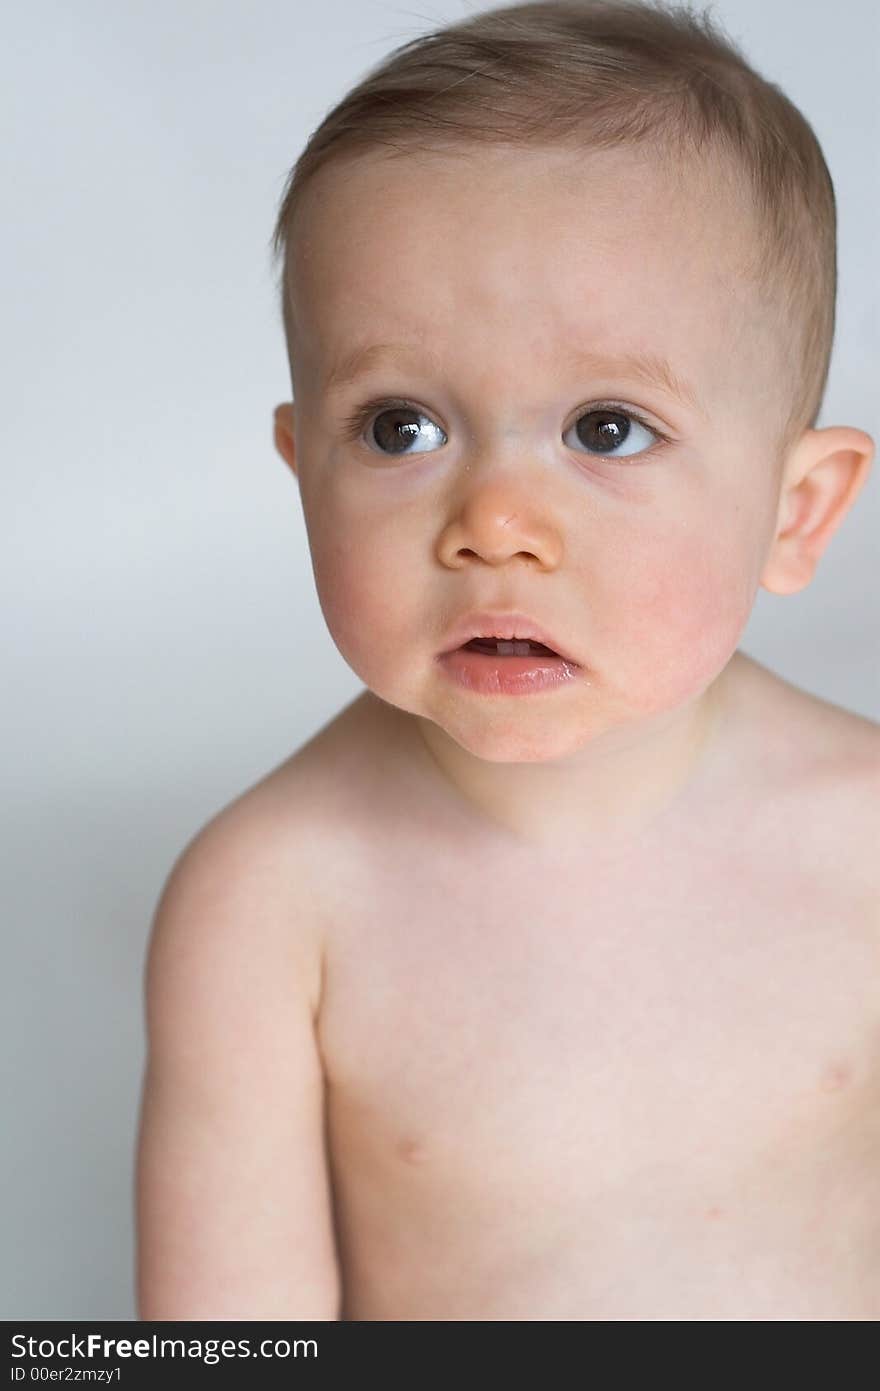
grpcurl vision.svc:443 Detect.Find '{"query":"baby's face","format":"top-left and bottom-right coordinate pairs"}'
top-left (277, 144), bottom-right (792, 761)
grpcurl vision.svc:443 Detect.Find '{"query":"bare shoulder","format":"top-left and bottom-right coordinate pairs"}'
top-left (210, 687), bottom-right (410, 857)
top-left (140, 710), bottom-right (367, 1319)
top-left (154, 692), bottom-right (403, 1007)
top-left (726, 652), bottom-right (880, 906)
top-left (730, 649), bottom-right (879, 779)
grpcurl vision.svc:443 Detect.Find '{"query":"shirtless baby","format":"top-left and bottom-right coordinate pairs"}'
top-left (135, 0), bottom-right (879, 1320)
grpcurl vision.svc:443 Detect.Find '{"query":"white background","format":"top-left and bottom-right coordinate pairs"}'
top-left (2, 0), bottom-right (877, 1317)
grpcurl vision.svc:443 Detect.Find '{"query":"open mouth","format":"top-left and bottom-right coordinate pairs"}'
top-left (462, 637), bottom-right (561, 657)
top-left (438, 634), bottom-right (580, 695)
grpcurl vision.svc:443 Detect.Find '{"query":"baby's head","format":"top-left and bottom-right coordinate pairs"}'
top-left (269, 0), bottom-right (872, 764)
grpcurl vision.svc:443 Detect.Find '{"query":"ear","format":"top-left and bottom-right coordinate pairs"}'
top-left (273, 402), bottom-right (298, 477)
top-left (760, 426), bottom-right (874, 595)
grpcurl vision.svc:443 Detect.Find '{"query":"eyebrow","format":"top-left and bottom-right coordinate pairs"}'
top-left (324, 341), bottom-right (705, 416)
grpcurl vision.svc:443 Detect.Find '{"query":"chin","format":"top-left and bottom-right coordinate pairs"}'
top-left (427, 707), bottom-right (604, 764)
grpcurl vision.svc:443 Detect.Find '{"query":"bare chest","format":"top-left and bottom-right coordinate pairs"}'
top-left (316, 829), bottom-right (880, 1317)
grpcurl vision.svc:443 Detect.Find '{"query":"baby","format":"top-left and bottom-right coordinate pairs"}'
top-left (135, 0), bottom-right (879, 1320)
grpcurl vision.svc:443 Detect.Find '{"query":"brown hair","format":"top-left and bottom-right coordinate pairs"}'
top-left (270, 0), bottom-right (837, 456)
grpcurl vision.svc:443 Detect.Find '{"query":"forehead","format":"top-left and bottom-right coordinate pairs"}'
top-left (289, 143), bottom-right (770, 410)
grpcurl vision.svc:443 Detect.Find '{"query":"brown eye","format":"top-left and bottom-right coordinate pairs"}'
top-left (362, 404), bottom-right (447, 456)
top-left (342, 397), bottom-right (666, 461)
top-left (565, 407), bottom-right (660, 460)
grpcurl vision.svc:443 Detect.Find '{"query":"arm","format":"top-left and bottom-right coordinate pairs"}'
top-left (135, 810), bottom-right (341, 1319)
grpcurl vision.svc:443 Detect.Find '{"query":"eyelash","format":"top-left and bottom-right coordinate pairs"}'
top-left (340, 396), bottom-right (671, 459)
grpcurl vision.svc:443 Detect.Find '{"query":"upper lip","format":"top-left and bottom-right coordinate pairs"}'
top-left (438, 610), bottom-right (578, 663)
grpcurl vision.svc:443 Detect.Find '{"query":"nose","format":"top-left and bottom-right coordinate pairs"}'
top-left (435, 474), bottom-right (564, 571)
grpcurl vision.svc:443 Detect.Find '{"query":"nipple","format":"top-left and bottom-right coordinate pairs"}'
top-left (397, 1135), bottom-right (427, 1164)
top-left (819, 1060), bottom-right (852, 1093)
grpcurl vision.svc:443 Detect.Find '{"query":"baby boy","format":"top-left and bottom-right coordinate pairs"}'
top-left (136, 0), bottom-right (879, 1320)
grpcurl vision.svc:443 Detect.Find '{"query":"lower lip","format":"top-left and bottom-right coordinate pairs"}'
top-left (437, 647), bottom-right (581, 696)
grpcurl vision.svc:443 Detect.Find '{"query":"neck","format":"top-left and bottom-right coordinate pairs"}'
top-left (409, 654), bottom-right (740, 854)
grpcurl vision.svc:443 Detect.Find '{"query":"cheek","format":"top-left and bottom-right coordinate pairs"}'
top-left (305, 494), bottom-right (419, 679)
top-left (596, 514), bottom-right (757, 710)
